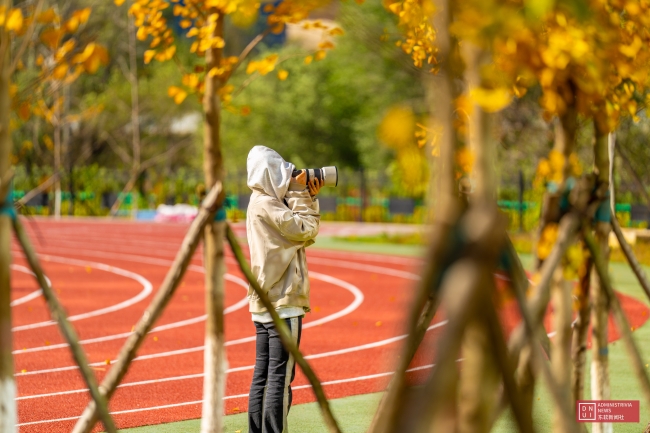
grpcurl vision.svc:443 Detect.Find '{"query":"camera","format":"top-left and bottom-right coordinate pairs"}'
top-left (289, 167), bottom-right (338, 191)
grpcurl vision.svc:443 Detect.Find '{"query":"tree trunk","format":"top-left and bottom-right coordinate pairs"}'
top-left (53, 89), bottom-right (62, 219)
top-left (571, 252), bottom-right (592, 403)
top-left (591, 123), bottom-right (612, 433)
top-left (368, 2), bottom-right (462, 431)
top-left (518, 106), bottom-right (578, 419)
top-left (457, 42), bottom-right (498, 433)
top-left (63, 85), bottom-right (72, 216)
top-left (200, 12), bottom-right (227, 433)
top-left (128, 9), bottom-right (141, 220)
top-left (0, 3), bottom-right (16, 429)
top-left (550, 266), bottom-right (572, 433)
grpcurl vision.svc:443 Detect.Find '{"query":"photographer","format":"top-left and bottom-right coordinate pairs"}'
top-left (245, 145), bottom-right (323, 433)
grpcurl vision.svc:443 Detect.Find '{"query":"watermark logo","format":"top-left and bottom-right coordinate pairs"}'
top-left (576, 400), bottom-right (639, 423)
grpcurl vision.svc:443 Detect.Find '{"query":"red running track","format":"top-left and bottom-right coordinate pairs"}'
top-left (9, 219), bottom-right (650, 432)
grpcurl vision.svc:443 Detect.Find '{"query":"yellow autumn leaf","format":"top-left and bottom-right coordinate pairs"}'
top-left (378, 105), bottom-right (416, 149)
top-left (40, 28), bottom-right (63, 49)
top-left (52, 64), bottom-right (68, 80)
top-left (304, 55), bottom-right (313, 65)
top-left (179, 19), bottom-right (192, 29)
top-left (144, 50), bottom-right (156, 64)
top-left (72, 42), bottom-right (95, 64)
top-left (315, 50), bottom-right (326, 61)
top-left (37, 8), bottom-right (57, 24)
top-left (168, 86), bottom-right (187, 104)
top-left (6, 8), bottom-right (23, 32)
top-left (277, 69), bottom-right (289, 81)
top-left (73, 8), bottom-right (91, 25)
top-left (84, 55), bottom-right (101, 74)
top-left (246, 61), bottom-right (258, 74)
top-left (173, 90), bottom-right (187, 104)
top-left (182, 73), bottom-right (200, 88)
top-left (115, 0), bottom-right (126, 5)
top-left (136, 26), bottom-right (147, 41)
top-left (469, 87), bottom-right (512, 113)
top-left (65, 16), bottom-right (79, 33)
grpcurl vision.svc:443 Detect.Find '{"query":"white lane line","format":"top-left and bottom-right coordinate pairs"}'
top-left (12, 255), bottom-right (153, 332)
top-left (25, 232), bottom-right (421, 268)
top-left (305, 272), bottom-right (364, 327)
top-left (309, 249), bottom-right (421, 266)
top-left (305, 320), bottom-right (448, 360)
top-left (308, 258), bottom-right (420, 281)
top-left (16, 363), bottom-right (438, 425)
top-left (9, 265), bottom-right (51, 307)
top-left (13, 274), bottom-right (249, 355)
top-left (15, 320), bottom-right (448, 397)
top-left (15, 271), bottom-right (365, 374)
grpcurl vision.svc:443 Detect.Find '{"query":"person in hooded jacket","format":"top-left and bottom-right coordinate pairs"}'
top-left (245, 145), bottom-right (323, 433)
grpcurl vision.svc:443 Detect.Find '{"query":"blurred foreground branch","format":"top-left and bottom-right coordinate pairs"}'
top-left (71, 181), bottom-right (223, 433)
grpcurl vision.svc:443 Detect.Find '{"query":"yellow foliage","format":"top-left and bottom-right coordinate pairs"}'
top-left (40, 27), bottom-right (63, 49)
top-left (378, 105), bottom-right (416, 150)
top-left (6, 8), bottom-right (23, 32)
top-left (277, 69), bottom-right (289, 81)
top-left (537, 223), bottom-right (559, 260)
top-left (37, 8), bottom-right (58, 24)
top-left (144, 50), bottom-right (156, 64)
top-left (469, 87), bottom-right (512, 113)
top-left (52, 64), bottom-right (68, 80)
top-left (114, 0), bottom-right (339, 110)
top-left (563, 242), bottom-right (586, 281)
top-left (168, 86), bottom-right (188, 104)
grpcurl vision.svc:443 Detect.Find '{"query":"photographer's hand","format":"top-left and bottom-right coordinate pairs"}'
top-left (308, 178), bottom-right (324, 197)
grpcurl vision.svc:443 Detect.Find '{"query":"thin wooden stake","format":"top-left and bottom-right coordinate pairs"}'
top-left (225, 224), bottom-right (341, 433)
top-left (583, 227), bottom-right (650, 408)
top-left (71, 181), bottom-right (223, 433)
top-left (608, 135), bottom-right (650, 304)
top-left (482, 279), bottom-right (535, 433)
top-left (490, 234), bottom-right (578, 433)
top-left (12, 218), bottom-right (117, 433)
top-left (509, 213), bottom-right (581, 357)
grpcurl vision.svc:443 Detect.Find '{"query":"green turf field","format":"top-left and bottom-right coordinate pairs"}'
top-left (120, 243), bottom-right (650, 433)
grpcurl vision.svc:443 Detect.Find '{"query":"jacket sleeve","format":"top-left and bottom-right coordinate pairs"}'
top-left (267, 191), bottom-right (320, 243)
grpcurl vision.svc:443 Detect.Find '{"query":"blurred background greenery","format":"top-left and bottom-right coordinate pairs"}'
top-left (11, 0), bottom-right (650, 230)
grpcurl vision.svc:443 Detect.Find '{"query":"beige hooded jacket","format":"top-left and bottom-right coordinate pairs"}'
top-left (246, 145), bottom-right (320, 315)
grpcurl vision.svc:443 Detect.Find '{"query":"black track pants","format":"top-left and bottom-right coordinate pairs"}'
top-left (248, 316), bottom-right (302, 433)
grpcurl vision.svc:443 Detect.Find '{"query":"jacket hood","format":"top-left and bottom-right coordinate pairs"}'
top-left (247, 145), bottom-right (295, 200)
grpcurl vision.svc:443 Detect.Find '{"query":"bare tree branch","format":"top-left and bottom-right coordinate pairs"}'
top-left (102, 132), bottom-right (132, 165)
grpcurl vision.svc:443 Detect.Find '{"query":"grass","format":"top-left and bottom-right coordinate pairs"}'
top-left (119, 393), bottom-right (384, 433)
top-left (119, 245), bottom-right (650, 433)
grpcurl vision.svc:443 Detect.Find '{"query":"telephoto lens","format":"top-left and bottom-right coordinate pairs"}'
top-left (291, 167), bottom-right (339, 187)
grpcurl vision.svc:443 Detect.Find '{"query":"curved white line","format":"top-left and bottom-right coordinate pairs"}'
top-left (307, 257), bottom-right (420, 281)
top-left (15, 271), bottom-right (365, 374)
top-left (16, 321), bottom-right (449, 401)
top-left (9, 265), bottom-right (51, 307)
top-left (13, 274), bottom-right (250, 355)
top-left (16, 363), bottom-right (440, 425)
top-left (12, 255), bottom-right (153, 332)
top-left (306, 271), bottom-right (365, 327)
